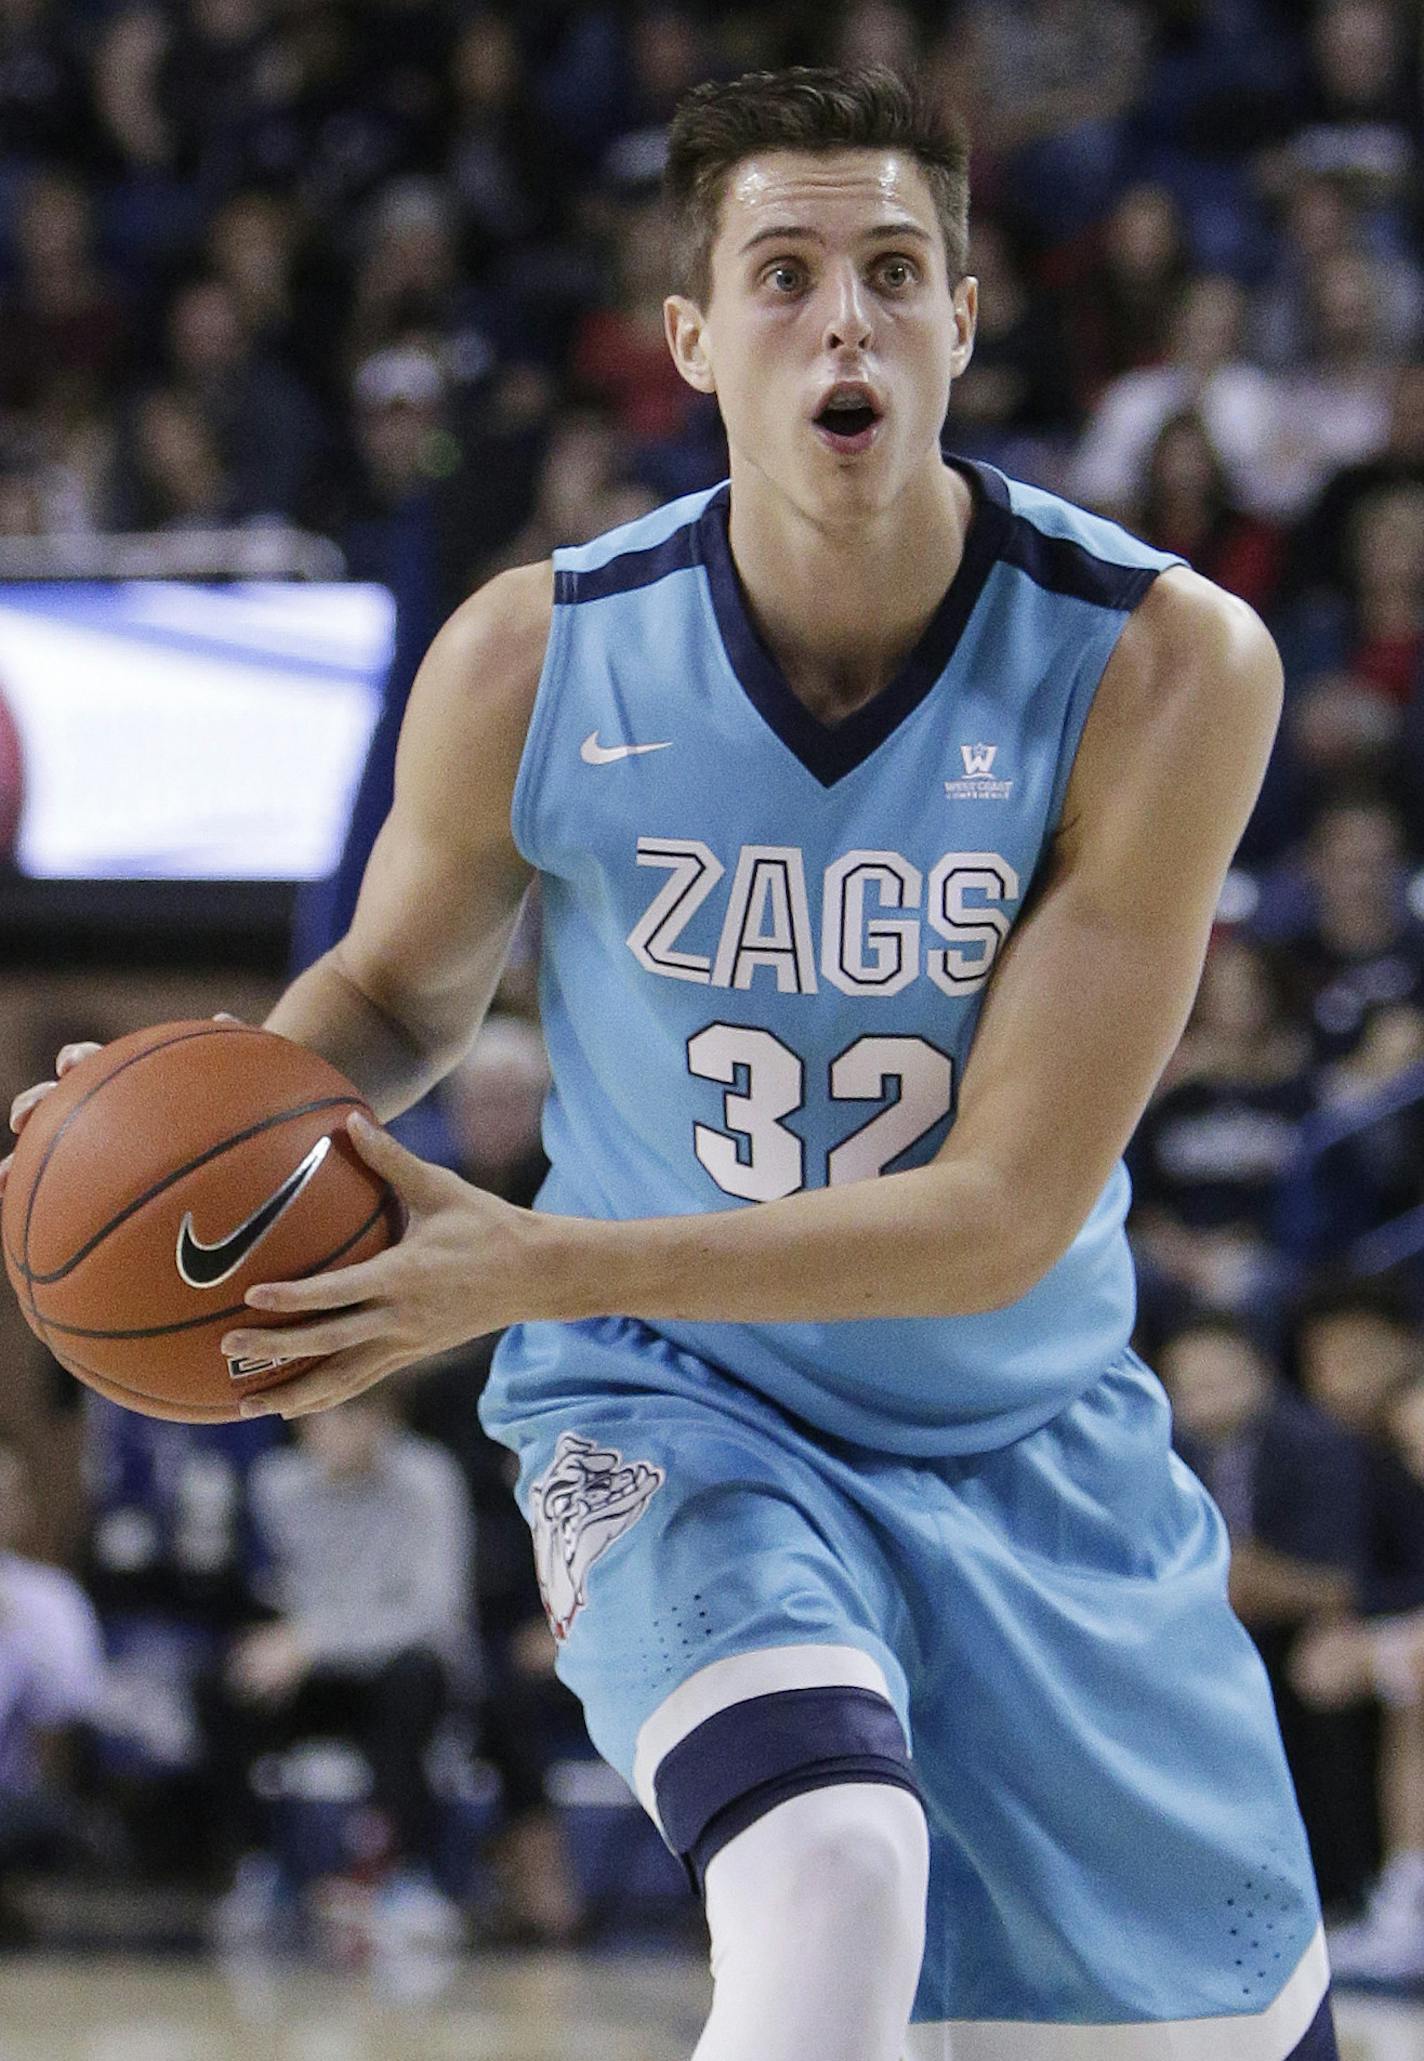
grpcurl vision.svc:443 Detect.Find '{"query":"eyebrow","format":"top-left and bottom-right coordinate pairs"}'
top-left (738, 220), bottom-right (936, 256)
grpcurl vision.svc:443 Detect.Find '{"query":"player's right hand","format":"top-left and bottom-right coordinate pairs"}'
top-left (1, 1015), bottom-right (245, 1198)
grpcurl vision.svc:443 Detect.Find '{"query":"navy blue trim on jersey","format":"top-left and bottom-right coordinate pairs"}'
top-left (686, 1763), bottom-right (921, 1893)
top-left (1001, 521), bottom-right (1164, 609)
top-left (1288, 1994), bottom-right (1339, 2059)
top-left (652, 1684), bottom-right (916, 1888)
top-left (697, 470), bottom-right (1011, 788)
top-left (553, 517), bottom-right (703, 605)
top-left (553, 458), bottom-right (1167, 787)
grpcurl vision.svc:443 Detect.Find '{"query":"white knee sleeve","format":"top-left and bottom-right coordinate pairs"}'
top-left (692, 1782), bottom-right (929, 2061)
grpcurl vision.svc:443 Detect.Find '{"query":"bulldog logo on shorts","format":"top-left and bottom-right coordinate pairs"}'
top-left (528, 1432), bottom-right (665, 1640)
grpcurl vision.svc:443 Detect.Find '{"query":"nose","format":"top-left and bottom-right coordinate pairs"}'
top-left (822, 261), bottom-right (873, 354)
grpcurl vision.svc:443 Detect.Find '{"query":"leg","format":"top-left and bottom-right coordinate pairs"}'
top-left (1327, 1690), bottom-right (1424, 1982)
top-left (479, 1655), bottom-right (586, 1942)
top-left (485, 1340), bottom-right (925, 2057)
top-left (1378, 1696), bottom-right (1424, 1861)
top-left (897, 1351), bottom-right (1338, 2057)
top-left (694, 1784), bottom-right (928, 2061)
top-left (357, 1646), bottom-right (448, 1869)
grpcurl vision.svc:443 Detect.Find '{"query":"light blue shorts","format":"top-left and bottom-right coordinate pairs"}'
top-left (482, 1317), bottom-right (1335, 2057)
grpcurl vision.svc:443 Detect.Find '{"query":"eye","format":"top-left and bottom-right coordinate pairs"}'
top-left (762, 259), bottom-right (806, 293)
top-left (877, 255), bottom-right (919, 290)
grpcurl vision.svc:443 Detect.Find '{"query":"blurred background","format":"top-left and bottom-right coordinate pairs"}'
top-left (6, 0), bottom-right (1424, 2049)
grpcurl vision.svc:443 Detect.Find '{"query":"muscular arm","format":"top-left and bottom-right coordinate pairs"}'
top-left (544, 568), bottom-right (1283, 1322)
top-left (265, 564), bottom-right (548, 1115)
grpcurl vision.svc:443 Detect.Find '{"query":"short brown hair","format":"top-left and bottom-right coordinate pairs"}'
top-left (666, 65), bottom-right (971, 305)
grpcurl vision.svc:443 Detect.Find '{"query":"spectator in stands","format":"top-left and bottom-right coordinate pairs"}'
top-left (1069, 272), bottom-right (1280, 524)
top-left (198, 1394), bottom-right (473, 1947)
top-left (399, 1015), bottom-right (587, 1946)
top-left (0, 171), bottom-right (129, 421)
top-left (445, 11), bottom-right (560, 271)
top-left (1292, 1280), bottom-right (1424, 1606)
top-left (573, 191), bottom-right (704, 446)
top-left (1264, 249), bottom-right (1402, 523)
top-left (1128, 931), bottom-right (1314, 1331)
top-left (1281, 0), bottom-right (1419, 210)
top-left (1131, 409), bottom-right (1284, 613)
top-left (1278, 999), bottom-right (1424, 1278)
top-left (0, 1438), bottom-right (106, 1943)
top-left (1292, 1365), bottom-right (1424, 1975)
top-left (835, 0), bottom-right (920, 76)
top-left (1251, 171), bottom-right (1421, 374)
top-left (157, 273), bottom-right (325, 524)
top-left (484, 402), bottom-right (657, 579)
top-left (207, 192), bottom-right (302, 370)
top-left (943, 0), bottom-right (1147, 247)
top-left (440, 1013), bottom-right (550, 1211)
top-left (1261, 485), bottom-right (1424, 857)
top-left (1287, 360), bottom-right (1424, 606)
top-left (79, 1400), bottom-right (283, 1882)
top-left (115, 389), bottom-right (235, 532)
top-left (1273, 794), bottom-right (1424, 1061)
top-left (0, 0), bottom-right (93, 169)
top-left (1286, 483), bottom-right (1424, 711)
top-left (1052, 183), bottom-right (1192, 411)
top-left (346, 178), bottom-right (469, 375)
top-left (946, 212), bottom-right (1076, 474)
top-left (598, 6), bottom-right (709, 191)
top-left (1158, 1308), bottom-right (1368, 1908)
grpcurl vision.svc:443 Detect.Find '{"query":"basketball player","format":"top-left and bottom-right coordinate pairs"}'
top-left (7, 68), bottom-right (1337, 2060)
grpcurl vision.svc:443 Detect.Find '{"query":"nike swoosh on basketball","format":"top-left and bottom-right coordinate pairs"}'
top-left (175, 1135), bottom-right (332, 1289)
top-left (580, 730), bottom-right (672, 764)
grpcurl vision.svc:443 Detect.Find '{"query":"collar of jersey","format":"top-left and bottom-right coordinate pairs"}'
top-left (695, 455), bottom-right (1012, 788)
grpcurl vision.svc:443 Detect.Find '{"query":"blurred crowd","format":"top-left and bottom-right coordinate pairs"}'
top-left (7, 0), bottom-right (1424, 1985)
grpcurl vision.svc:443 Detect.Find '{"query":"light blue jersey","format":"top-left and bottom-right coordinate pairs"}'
top-left (488, 458), bottom-right (1184, 1456)
top-left (479, 461), bottom-right (1333, 2047)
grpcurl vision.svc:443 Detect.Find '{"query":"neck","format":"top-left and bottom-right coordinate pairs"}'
top-left (726, 457), bottom-right (973, 722)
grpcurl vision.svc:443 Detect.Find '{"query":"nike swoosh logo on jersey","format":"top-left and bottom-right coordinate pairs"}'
top-left (175, 1135), bottom-right (332, 1289)
top-left (580, 730), bottom-right (672, 764)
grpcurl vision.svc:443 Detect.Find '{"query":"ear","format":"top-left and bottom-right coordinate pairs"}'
top-left (664, 294), bottom-right (717, 395)
top-left (949, 275), bottom-right (978, 380)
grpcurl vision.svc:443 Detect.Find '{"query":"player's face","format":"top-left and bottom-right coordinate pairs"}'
top-left (666, 150), bottom-right (976, 518)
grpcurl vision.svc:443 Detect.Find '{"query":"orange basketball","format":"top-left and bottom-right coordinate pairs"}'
top-left (2, 1020), bottom-right (404, 1422)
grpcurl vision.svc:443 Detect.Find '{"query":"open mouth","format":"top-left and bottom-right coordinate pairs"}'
top-left (813, 387), bottom-right (883, 451)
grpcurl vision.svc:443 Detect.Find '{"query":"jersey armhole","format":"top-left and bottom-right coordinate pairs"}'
top-left (1042, 558), bottom-right (1187, 844)
top-left (509, 583), bottom-right (576, 869)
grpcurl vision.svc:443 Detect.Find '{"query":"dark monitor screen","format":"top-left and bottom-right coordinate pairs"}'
top-left (0, 581), bottom-right (394, 883)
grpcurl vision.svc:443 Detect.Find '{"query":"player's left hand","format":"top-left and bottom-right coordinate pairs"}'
top-left (222, 1112), bottom-right (541, 1419)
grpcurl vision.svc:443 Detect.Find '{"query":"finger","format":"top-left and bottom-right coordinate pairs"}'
top-left (10, 1082), bottom-right (57, 1133)
top-left (56, 1042), bottom-right (101, 1076)
top-left (220, 1310), bottom-right (383, 1363)
top-left (242, 1352), bottom-right (392, 1421)
top-left (245, 1255), bottom-right (393, 1313)
top-left (212, 1012), bottom-right (247, 1025)
top-left (344, 1110), bottom-right (445, 1203)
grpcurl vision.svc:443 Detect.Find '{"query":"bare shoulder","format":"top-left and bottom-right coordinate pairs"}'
top-left (1098, 564), bottom-right (1280, 738)
top-left (393, 560), bottom-right (553, 806)
top-left (1060, 565), bottom-right (1282, 851)
top-left (412, 559), bottom-right (554, 731)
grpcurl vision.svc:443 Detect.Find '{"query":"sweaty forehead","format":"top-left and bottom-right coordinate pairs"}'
top-left (718, 150), bottom-right (939, 245)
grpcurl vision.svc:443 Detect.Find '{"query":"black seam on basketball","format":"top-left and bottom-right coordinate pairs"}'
top-left (20, 1090), bottom-right (361, 1284)
top-left (19, 1022), bottom-right (252, 1290)
top-left (50, 1343), bottom-right (285, 1420)
top-left (28, 1193), bottom-right (392, 1338)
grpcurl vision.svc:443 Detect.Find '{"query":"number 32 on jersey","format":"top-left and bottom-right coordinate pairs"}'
top-left (687, 1027), bottom-right (955, 1202)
